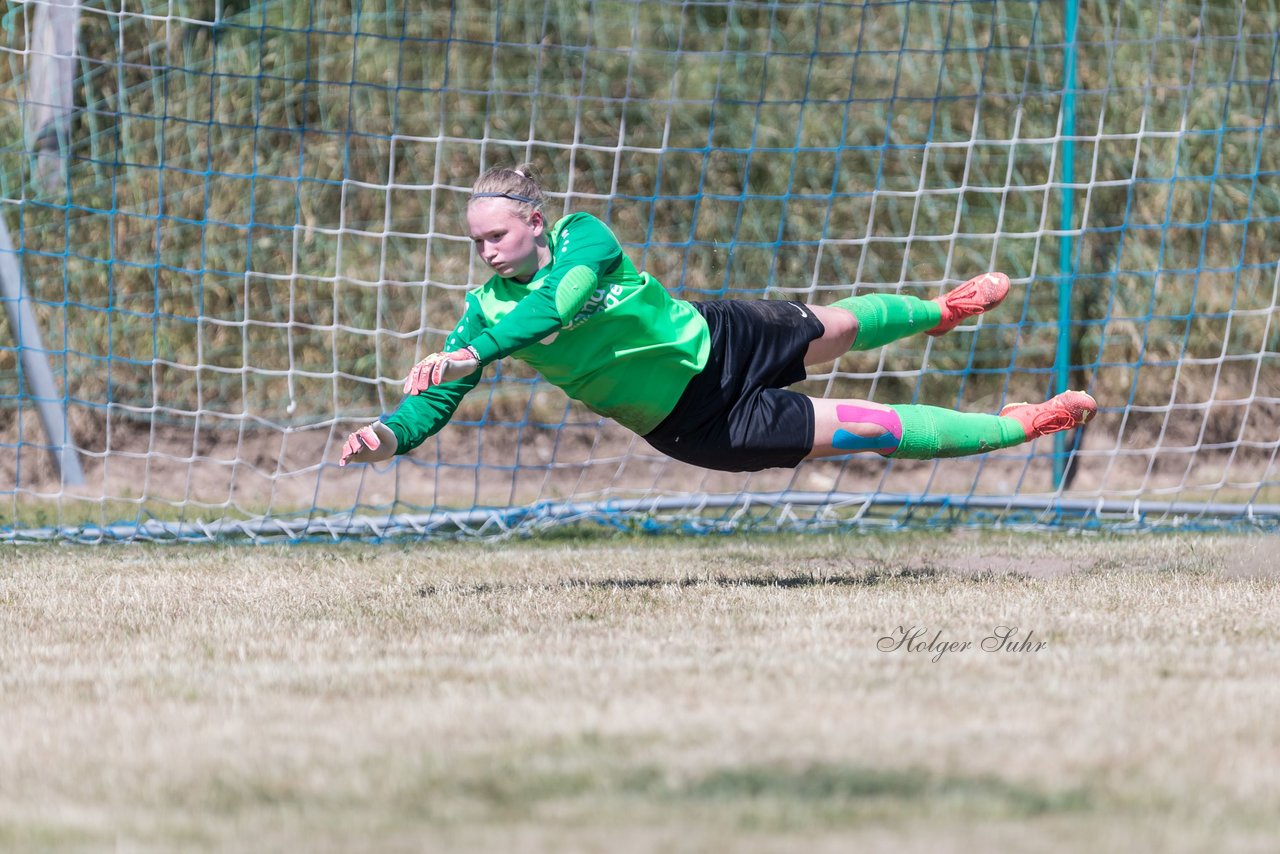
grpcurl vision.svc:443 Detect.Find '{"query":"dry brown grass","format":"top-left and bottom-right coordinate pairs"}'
top-left (2, 532), bottom-right (1279, 852)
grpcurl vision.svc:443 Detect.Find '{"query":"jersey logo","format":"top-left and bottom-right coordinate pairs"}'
top-left (565, 283), bottom-right (626, 330)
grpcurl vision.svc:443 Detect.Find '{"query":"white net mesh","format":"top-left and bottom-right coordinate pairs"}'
top-left (2, 0), bottom-right (1277, 539)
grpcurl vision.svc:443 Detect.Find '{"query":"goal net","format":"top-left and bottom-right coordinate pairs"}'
top-left (2, 0), bottom-right (1277, 540)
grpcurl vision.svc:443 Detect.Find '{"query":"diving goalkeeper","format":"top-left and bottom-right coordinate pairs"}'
top-left (339, 165), bottom-right (1095, 472)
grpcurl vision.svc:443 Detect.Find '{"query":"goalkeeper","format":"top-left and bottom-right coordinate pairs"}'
top-left (340, 165), bottom-right (1095, 472)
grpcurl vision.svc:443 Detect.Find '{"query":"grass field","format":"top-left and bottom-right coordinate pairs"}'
top-left (2, 531), bottom-right (1279, 852)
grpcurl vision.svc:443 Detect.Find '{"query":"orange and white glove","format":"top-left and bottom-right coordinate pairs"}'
top-left (340, 422), bottom-right (392, 466)
top-left (403, 346), bottom-right (481, 394)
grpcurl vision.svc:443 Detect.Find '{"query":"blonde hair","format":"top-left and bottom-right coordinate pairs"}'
top-left (469, 164), bottom-right (546, 222)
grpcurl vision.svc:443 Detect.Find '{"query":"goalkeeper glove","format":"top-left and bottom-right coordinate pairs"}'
top-left (403, 346), bottom-right (481, 394)
top-left (339, 422), bottom-right (395, 466)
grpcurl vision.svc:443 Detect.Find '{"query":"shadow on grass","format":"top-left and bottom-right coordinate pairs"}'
top-left (435, 760), bottom-right (1093, 825)
top-left (673, 763), bottom-right (1094, 818)
top-left (416, 564), bottom-right (1031, 596)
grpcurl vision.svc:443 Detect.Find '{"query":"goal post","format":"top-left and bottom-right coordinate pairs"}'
top-left (2, 0), bottom-right (1278, 541)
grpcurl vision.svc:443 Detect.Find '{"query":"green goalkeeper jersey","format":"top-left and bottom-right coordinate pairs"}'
top-left (383, 212), bottom-right (710, 453)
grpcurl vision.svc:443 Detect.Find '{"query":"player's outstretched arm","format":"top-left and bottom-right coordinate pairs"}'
top-left (339, 421), bottom-right (398, 466)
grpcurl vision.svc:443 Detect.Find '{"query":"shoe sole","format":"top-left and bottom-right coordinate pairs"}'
top-left (1000, 391), bottom-right (1098, 438)
top-left (926, 272), bottom-right (1011, 336)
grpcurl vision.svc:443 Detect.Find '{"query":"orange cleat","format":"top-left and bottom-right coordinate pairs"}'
top-left (927, 272), bottom-right (1011, 336)
top-left (1000, 391), bottom-right (1098, 440)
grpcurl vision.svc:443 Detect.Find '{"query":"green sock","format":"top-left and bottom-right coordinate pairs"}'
top-left (887, 405), bottom-right (1027, 460)
top-left (831, 293), bottom-right (943, 351)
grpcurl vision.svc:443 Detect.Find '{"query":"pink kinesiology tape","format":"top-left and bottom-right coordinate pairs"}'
top-left (836, 404), bottom-right (903, 441)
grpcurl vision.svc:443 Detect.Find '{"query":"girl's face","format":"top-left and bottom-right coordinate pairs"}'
top-left (466, 199), bottom-right (545, 281)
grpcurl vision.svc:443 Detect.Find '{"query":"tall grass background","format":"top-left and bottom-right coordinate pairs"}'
top-left (1, 0), bottom-right (1278, 500)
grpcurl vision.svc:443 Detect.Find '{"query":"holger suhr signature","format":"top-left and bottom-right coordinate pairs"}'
top-left (877, 625), bottom-right (1048, 663)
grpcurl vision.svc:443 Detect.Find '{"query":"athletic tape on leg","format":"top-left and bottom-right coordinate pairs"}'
top-left (888, 406), bottom-right (1026, 459)
top-left (831, 294), bottom-right (942, 351)
top-left (832, 404), bottom-right (902, 453)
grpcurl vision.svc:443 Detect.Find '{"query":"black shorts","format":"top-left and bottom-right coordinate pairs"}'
top-left (643, 300), bottom-right (824, 472)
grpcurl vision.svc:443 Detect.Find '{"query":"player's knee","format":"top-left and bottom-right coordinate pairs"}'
top-left (811, 304), bottom-right (858, 350)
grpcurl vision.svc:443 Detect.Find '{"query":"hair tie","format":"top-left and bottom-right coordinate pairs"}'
top-left (471, 191), bottom-right (541, 206)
